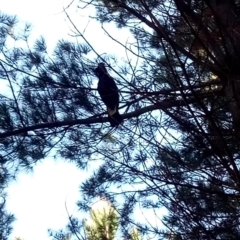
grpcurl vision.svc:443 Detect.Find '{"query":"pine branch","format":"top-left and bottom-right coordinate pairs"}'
top-left (0, 97), bottom-right (195, 139)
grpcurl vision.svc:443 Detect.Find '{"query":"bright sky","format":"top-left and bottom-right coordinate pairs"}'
top-left (7, 159), bottom-right (87, 240)
top-left (0, 1), bottom-right (133, 240)
top-left (1, 1), bottom-right (166, 239)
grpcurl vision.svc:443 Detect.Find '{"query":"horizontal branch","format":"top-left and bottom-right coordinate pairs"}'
top-left (0, 98), bottom-right (191, 139)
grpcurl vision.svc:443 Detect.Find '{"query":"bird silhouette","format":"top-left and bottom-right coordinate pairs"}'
top-left (94, 63), bottom-right (123, 127)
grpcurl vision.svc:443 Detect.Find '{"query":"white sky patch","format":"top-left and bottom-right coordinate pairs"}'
top-left (1, 0), bottom-right (71, 48)
top-left (7, 159), bottom-right (87, 240)
top-left (0, 0), bottom-right (137, 60)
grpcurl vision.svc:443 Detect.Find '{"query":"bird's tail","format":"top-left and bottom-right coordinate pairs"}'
top-left (108, 111), bottom-right (123, 127)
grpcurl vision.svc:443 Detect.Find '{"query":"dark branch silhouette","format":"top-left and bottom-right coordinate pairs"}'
top-left (0, 97), bottom-right (196, 139)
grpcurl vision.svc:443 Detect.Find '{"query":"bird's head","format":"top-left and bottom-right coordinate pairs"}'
top-left (94, 62), bottom-right (108, 78)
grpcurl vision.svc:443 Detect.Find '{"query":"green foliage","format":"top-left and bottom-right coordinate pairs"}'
top-left (129, 228), bottom-right (142, 240)
top-left (84, 199), bottom-right (119, 240)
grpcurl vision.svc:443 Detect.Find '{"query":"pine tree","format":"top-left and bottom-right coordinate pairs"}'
top-left (0, 187), bottom-right (14, 240)
top-left (50, 198), bottom-right (143, 240)
top-left (84, 198), bottom-right (118, 240)
top-left (1, 1), bottom-right (240, 239)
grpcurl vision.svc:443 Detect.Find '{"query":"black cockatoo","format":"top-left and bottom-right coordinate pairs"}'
top-left (94, 62), bottom-right (123, 127)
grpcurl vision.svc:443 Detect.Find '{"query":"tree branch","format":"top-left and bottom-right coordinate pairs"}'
top-left (0, 98), bottom-right (195, 139)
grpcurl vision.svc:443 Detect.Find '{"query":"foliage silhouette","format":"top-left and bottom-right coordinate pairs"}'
top-left (1, 0), bottom-right (240, 239)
